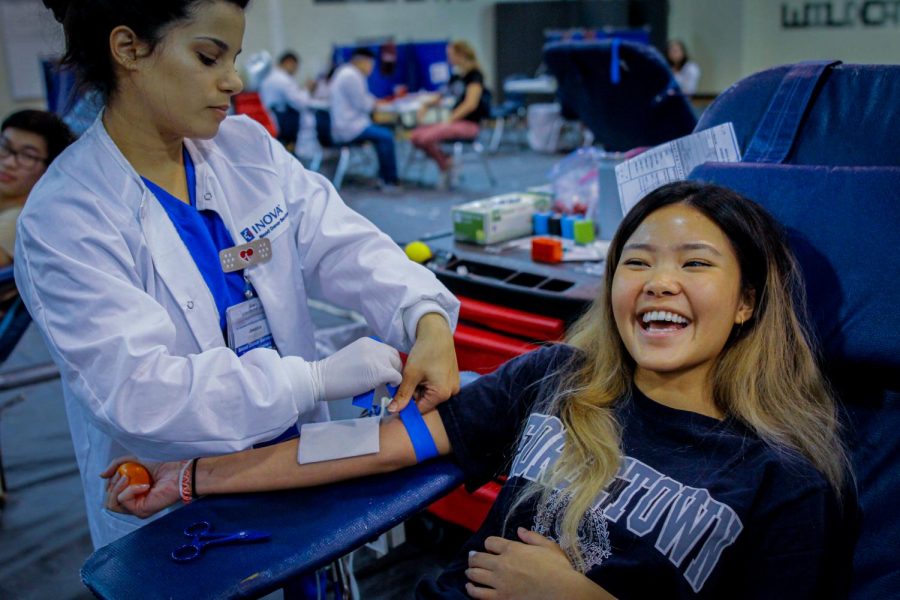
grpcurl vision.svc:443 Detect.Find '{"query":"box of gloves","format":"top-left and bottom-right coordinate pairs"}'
top-left (452, 192), bottom-right (551, 245)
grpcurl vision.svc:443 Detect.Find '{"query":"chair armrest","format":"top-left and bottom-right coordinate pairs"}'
top-left (81, 458), bottom-right (465, 599)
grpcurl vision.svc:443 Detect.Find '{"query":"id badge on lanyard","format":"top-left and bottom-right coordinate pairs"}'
top-left (220, 238), bottom-right (277, 357)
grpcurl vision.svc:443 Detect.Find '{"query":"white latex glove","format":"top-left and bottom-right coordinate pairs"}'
top-left (309, 337), bottom-right (403, 402)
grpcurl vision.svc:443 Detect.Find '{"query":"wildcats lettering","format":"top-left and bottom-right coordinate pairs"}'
top-left (510, 414), bottom-right (743, 592)
top-left (781, 1), bottom-right (900, 28)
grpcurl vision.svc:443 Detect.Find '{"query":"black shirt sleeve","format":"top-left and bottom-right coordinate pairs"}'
top-left (736, 472), bottom-right (856, 599)
top-left (463, 70), bottom-right (484, 87)
top-left (450, 69), bottom-right (489, 122)
top-left (437, 344), bottom-right (576, 491)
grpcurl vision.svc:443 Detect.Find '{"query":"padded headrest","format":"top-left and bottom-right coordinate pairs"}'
top-left (543, 40), bottom-right (697, 151)
top-left (697, 64), bottom-right (900, 166)
top-left (689, 163), bottom-right (900, 375)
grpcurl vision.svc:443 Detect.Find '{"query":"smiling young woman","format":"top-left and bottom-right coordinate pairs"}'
top-left (611, 203), bottom-right (755, 419)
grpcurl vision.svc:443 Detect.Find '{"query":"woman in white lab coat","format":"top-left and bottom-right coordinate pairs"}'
top-left (20, 0), bottom-right (460, 547)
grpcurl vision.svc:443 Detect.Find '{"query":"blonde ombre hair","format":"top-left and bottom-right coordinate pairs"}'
top-left (448, 40), bottom-right (481, 72)
top-left (514, 181), bottom-right (848, 570)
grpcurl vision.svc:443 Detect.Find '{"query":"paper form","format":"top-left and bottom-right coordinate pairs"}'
top-left (615, 123), bottom-right (741, 215)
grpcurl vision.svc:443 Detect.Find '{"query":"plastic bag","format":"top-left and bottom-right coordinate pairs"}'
top-left (548, 147), bottom-right (605, 216)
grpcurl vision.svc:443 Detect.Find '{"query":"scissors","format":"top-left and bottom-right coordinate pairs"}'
top-left (171, 520), bottom-right (271, 563)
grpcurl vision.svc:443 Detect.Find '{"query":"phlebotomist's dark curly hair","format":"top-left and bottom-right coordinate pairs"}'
top-left (43, 0), bottom-right (251, 101)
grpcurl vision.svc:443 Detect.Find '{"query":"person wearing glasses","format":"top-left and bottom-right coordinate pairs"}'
top-left (0, 110), bottom-right (74, 267)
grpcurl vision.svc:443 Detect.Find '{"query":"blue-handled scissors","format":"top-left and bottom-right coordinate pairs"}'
top-left (171, 520), bottom-right (270, 563)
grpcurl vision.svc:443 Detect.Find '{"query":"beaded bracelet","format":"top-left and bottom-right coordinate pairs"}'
top-left (179, 458), bottom-right (195, 504)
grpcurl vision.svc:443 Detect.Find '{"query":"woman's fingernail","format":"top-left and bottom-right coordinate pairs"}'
top-left (468, 550), bottom-right (476, 557)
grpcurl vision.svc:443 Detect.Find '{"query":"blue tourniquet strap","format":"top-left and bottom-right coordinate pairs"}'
top-left (743, 60), bottom-right (841, 164)
top-left (399, 400), bottom-right (439, 462)
top-left (352, 389), bottom-right (375, 412)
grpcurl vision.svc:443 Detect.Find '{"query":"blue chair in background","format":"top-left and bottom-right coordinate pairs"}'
top-left (41, 59), bottom-right (104, 136)
top-left (690, 61), bottom-right (900, 599)
top-left (40, 59), bottom-right (81, 117)
top-left (544, 27), bottom-right (651, 46)
top-left (542, 40), bottom-right (697, 151)
top-left (488, 74), bottom-right (529, 153)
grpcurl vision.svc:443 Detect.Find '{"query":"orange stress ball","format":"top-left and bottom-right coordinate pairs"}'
top-left (116, 462), bottom-right (152, 488)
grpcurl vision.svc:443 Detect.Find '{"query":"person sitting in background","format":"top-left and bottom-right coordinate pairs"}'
top-left (259, 51), bottom-right (312, 149)
top-left (329, 48), bottom-right (399, 188)
top-left (311, 63), bottom-right (337, 102)
top-left (0, 110), bottom-right (74, 267)
top-left (666, 39), bottom-right (701, 97)
top-left (411, 40), bottom-right (489, 185)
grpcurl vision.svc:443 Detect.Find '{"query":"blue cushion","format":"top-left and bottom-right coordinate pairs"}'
top-left (690, 163), bottom-right (900, 372)
top-left (689, 163), bottom-right (900, 599)
top-left (543, 40), bottom-right (696, 151)
top-left (697, 64), bottom-right (900, 166)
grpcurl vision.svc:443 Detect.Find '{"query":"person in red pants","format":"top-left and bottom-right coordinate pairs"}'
top-left (410, 41), bottom-right (490, 184)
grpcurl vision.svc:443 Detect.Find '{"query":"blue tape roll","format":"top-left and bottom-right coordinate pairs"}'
top-left (399, 401), bottom-right (439, 462)
top-left (533, 212), bottom-right (551, 235)
top-left (561, 216), bottom-right (575, 239)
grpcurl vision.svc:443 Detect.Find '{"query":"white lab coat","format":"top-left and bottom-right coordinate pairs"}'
top-left (673, 61), bottom-right (701, 96)
top-left (259, 66), bottom-right (311, 113)
top-left (14, 115), bottom-right (459, 548)
top-left (329, 63), bottom-right (376, 143)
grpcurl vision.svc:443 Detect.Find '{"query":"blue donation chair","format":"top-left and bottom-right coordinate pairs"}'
top-left (542, 40), bottom-right (697, 152)
top-left (81, 62), bottom-right (899, 599)
top-left (488, 75), bottom-right (529, 153)
top-left (689, 61), bottom-right (900, 599)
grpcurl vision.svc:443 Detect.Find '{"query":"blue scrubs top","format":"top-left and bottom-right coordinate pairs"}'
top-left (142, 148), bottom-right (246, 333)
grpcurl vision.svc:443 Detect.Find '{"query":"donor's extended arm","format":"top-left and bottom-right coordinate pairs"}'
top-left (103, 410), bottom-right (451, 518)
